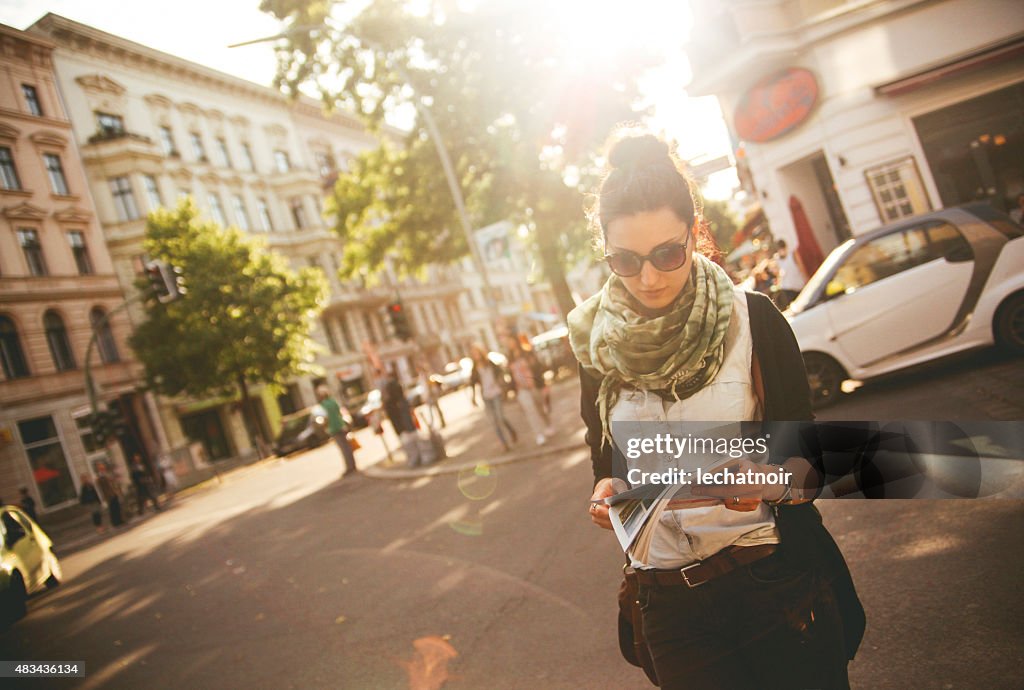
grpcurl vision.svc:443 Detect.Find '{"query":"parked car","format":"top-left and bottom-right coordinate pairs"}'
top-left (531, 325), bottom-right (574, 375)
top-left (435, 358), bottom-right (475, 393)
top-left (273, 406), bottom-right (331, 456)
top-left (786, 203), bottom-right (1024, 407)
top-left (1, 506), bottom-right (61, 627)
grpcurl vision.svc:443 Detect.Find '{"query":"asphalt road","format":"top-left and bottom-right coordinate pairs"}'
top-left (2, 350), bottom-right (1022, 689)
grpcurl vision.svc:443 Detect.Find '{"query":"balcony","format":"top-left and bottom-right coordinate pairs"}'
top-left (267, 167), bottom-right (321, 196)
top-left (81, 131), bottom-right (162, 165)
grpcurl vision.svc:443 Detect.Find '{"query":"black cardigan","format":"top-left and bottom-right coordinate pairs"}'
top-left (578, 291), bottom-right (866, 660)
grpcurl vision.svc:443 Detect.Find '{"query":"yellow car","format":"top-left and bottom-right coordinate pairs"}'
top-left (1, 506), bottom-right (62, 626)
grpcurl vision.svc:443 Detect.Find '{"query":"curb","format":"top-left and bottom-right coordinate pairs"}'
top-left (361, 439), bottom-right (585, 479)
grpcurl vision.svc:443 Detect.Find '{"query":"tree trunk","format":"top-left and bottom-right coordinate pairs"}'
top-left (537, 231), bottom-right (578, 321)
top-left (236, 375), bottom-right (266, 459)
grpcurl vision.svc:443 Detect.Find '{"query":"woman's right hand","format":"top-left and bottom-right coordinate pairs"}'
top-left (588, 477), bottom-right (619, 530)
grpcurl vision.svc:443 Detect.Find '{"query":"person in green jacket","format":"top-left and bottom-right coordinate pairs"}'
top-left (317, 385), bottom-right (358, 477)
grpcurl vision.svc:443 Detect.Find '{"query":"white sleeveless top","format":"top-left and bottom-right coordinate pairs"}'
top-left (609, 288), bottom-right (780, 569)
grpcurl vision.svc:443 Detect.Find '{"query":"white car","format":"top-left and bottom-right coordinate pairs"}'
top-left (786, 203), bottom-right (1024, 406)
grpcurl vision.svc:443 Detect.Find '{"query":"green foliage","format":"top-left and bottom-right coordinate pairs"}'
top-left (262, 0), bottom-right (661, 314)
top-left (129, 200), bottom-right (328, 400)
top-left (700, 198), bottom-right (740, 255)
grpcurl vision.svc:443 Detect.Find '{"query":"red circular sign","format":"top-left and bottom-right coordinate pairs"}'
top-left (734, 68), bottom-right (819, 143)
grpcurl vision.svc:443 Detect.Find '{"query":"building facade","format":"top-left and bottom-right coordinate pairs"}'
top-left (687, 0), bottom-right (1024, 271)
top-left (27, 13), bottom-right (481, 473)
top-left (0, 23), bottom-right (144, 513)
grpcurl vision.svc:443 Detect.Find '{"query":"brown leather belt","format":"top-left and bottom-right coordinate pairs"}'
top-left (631, 544), bottom-right (778, 589)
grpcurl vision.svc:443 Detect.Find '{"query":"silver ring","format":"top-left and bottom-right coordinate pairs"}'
top-left (732, 496), bottom-right (741, 505)
top-left (589, 503), bottom-right (599, 514)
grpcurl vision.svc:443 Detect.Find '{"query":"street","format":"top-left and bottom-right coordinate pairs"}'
top-left (2, 349), bottom-right (1022, 689)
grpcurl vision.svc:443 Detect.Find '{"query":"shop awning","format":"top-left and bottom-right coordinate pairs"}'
top-left (875, 34), bottom-right (1024, 97)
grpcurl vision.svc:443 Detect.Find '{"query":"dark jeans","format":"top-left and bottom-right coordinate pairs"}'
top-left (333, 433), bottom-right (357, 474)
top-left (134, 484), bottom-right (161, 514)
top-left (108, 496), bottom-right (123, 526)
top-left (639, 553), bottom-right (850, 690)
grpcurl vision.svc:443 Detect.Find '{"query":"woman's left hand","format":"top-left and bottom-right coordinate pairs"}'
top-left (690, 458), bottom-right (789, 512)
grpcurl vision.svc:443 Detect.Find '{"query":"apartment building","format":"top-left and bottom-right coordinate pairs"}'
top-left (686, 0), bottom-right (1023, 264)
top-left (0, 23), bottom-right (145, 514)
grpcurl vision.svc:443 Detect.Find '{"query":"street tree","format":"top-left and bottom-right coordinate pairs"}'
top-left (701, 198), bottom-right (740, 255)
top-left (261, 0), bottom-right (661, 318)
top-left (129, 201), bottom-right (328, 452)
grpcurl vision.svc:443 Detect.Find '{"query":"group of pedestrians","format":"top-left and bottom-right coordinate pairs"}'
top-left (76, 453), bottom-right (178, 533)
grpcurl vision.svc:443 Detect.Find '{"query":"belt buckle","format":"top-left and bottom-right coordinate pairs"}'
top-left (680, 561), bottom-right (705, 588)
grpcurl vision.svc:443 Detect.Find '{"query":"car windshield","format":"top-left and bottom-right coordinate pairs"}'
top-left (788, 239), bottom-right (856, 314)
top-left (281, 414), bottom-right (310, 432)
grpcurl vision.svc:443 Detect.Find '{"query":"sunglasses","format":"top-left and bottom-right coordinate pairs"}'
top-left (603, 238), bottom-right (690, 277)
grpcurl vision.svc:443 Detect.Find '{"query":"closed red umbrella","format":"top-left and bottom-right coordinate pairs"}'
top-left (789, 195), bottom-right (825, 277)
top-left (33, 467), bottom-right (60, 483)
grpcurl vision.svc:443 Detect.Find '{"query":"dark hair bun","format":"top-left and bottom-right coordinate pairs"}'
top-left (607, 133), bottom-right (671, 170)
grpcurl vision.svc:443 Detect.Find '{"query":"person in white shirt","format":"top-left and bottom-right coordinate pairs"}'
top-left (774, 239), bottom-right (806, 310)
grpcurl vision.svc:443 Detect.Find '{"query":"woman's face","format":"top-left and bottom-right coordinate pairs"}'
top-left (604, 206), bottom-right (694, 312)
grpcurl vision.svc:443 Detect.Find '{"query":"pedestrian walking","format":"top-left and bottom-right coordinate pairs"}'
top-left (416, 360), bottom-right (446, 429)
top-left (96, 464), bottom-right (123, 527)
top-left (18, 487), bottom-right (37, 522)
top-left (504, 334), bottom-right (554, 445)
top-left (469, 344), bottom-right (518, 452)
top-left (79, 473), bottom-right (104, 533)
top-left (159, 457), bottom-right (179, 501)
top-left (570, 127), bottom-right (864, 689)
top-left (129, 454), bottom-right (161, 515)
top-left (774, 239), bottom-right (806, 310)
top-left (317, 385), bottom-right (358, 477)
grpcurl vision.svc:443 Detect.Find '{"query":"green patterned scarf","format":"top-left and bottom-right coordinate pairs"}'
top-left (568, 253), bottom-right (735, 448)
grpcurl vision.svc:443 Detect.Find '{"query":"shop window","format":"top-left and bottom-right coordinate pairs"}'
top-left (865, 157), bottom-right (932, 223)
top-left (17, 416), bottom-right (77, 508)
top-left (0, 315), bottom-right (31, 379)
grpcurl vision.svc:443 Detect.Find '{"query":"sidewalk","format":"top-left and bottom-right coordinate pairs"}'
top-left (358, 376), bottom-right (586, 479)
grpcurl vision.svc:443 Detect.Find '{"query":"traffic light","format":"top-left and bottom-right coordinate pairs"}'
top-left (89, 409), bottom-right (127, 445)
top-left (144, 260), bottom-right (186, 303)
top-left (387, 301), bottom-right (413, 341)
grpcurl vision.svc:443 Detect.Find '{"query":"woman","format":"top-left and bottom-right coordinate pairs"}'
top-left (569, 129), bottom-right (864, 689)
top-left (503, 333), bottom-right (554, 445)
top-left (469, 343), bottom-right (518, 451)
top-left (79, 473), bottom-right (104, 533)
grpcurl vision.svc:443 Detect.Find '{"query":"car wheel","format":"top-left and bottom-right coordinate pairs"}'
top-left (803, 353), bottom-right (846, 408)
top-left (45, 549), bottom-right (62, 589)
top-left (1, 573), bottom-right (27, 626)
top-left (994, 293), bottom-right (1024, 355)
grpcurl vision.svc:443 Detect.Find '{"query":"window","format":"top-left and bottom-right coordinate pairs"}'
top-left (865, 157), bottom-right (932, 223)
top-left (321, 317), bottom-right (340, 354)
top-left (143, 175), bottom-right (163, 209)
top-left (338, 314), bottom-right (354, 351)
top-left (68, 231), bottom-right (93, 275)
top-left (924, 222), bottom-right (973, 263)
top-left (274, 149), bottom-right (291, 173)
top-left (44, 311), bottom-right (76, 371)
top-left (216, 137), bottom-right (232, 168)
top-left (22, 84), bottom-right (43, 116)
top-left (208, 194), bottom-right (227, 226)
top-left (231, 194), bottom-right (250, 231)
top-left (241, 142), bottom-right (255, 171)
top-left (256, 197), bottom-right (273, 232)
top-left (95, 112), bottom-right (125, 138)
top-left (0, 315), bottom-right (30, 379)
top-left (159, 126), bottom-right (178, 157)
top-left (90, 307), bottom-right (120, 364)
top-left (315, 151), bottom-right (336, 177)
top-left (0, 146), bottom-right (22, 190)
top-left (109, 176), bottom-right (140, 221)
top-left (17, 416), bottom-right (77, 508)
top-left (190, 132), bottom-right (207, 161)
top-left (290, 197), bottom-right (307, 229)
top-left (43, 153), bottom-right (70, 195)
top-left (362, 311), bottom-right (378, 344)
top-left (178, 188), bottom-right (192, 201)
top-left (17, 228), bottom-right (47, 276)
top-left (832, 228), bottom-right (932, 292)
